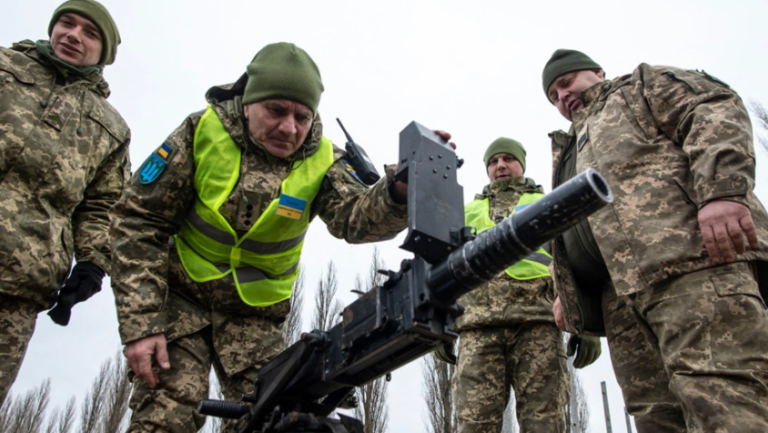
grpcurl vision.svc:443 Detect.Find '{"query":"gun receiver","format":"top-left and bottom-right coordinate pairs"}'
top-left (199, 121), bottom-right (613, 433)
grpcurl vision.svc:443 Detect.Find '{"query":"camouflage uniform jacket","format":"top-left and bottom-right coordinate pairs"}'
top-left (456, 177), bottom-right (556, 331)
top-left (0, 41), bottom-right (130, 308)
top-left (550, 64), bottom-right (768, 335)
top-left (110, 80), bottom-right (408, 345)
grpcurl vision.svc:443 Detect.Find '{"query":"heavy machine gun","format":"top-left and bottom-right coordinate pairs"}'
top-left (199, 121), bottom-right (614, 433)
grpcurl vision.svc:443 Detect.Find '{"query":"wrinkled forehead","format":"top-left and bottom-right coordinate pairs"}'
top-left (262, 98), bottom-right (312, 114)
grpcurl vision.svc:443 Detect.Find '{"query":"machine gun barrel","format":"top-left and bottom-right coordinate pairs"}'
top-left (428, 168), bottom-right (611, 303)
top-left (198, 121), bottom-right (613, 433)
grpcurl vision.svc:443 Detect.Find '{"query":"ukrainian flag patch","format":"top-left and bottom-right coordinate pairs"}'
top-left (138, 143), bottom-right (176, 185)
top-left (343, 160), bottom-right (363, 183)
top-left (276, 194), bottom-right (307, 220)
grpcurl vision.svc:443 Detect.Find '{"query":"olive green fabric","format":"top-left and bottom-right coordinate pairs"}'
top-left (558, 132), bottom-right (611, 289)
top-left (483, 137), bottom-right (526, 173)
top-left (34, 40), bottom-right (102, 77)
top-left (48, 0), bottom-right (121, 66)
top-left (243, 43), bottom-right (324, 115)
top-left (542, 49), bottom-right (601, 96)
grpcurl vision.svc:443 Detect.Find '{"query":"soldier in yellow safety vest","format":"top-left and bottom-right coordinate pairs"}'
top-left (435, 138), bottom-right (601, 433)
top-left (109, 42), bottom-right (453, 433)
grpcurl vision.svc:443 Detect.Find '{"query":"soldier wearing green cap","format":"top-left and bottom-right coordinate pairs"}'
top-left (434, 138), bottom-right (600, 433)
top-left (543, 49), bottom-right (768, 432)
top-left (110, 42), bottom-right (452, 432)
top-left (0, 0), bottom-right (129, 403)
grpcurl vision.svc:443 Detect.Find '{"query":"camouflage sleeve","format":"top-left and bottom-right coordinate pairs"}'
top-left (71, 134), bottom-right (131, 274)
top-left (312, 147), bottom-right (408, 243)
top-left (109, 115), bottom-right (198, 344)
top-left (640, 64), bottom-right (755, 207)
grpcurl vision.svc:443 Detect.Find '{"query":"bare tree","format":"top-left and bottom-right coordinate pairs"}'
top-left (501, 393), bottom-right (518, 433)
top-left (312, 261), bottom-right (343, 332)
top-left (565, 361), bottom-right (589, 433)
top-left (79, 356), bottom-right (111, 433)
top-left (353, 248), bottom-right (389, 433)
top-left (562, 334), bottom-right (590, 433)
top-left (45, 397), bottom-right (76, 433)
top-left (202, 372), bottom-right (224, 433)
top-left (423, 352), bottom-right (456, 433)
top-left (283, 265), bottom-right (307, 346)
top-left (0, 378), bottom-right (51, 433)
top-left (99, 351), bottom-right (132, 433)
top-left (750, 100), bottom-right (768, 153)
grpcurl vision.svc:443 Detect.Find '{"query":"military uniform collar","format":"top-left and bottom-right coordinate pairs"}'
top-left (572, 74), bottom-right (633, 125)
top-left (14, 41), bottom-right (111, 97)
top-left (479, 176), bottom-right (542, 198)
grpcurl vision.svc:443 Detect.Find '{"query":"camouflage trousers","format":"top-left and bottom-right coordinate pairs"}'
top-left (0, 294), bottom-right (40, 404)
top-left (126, 325), bottom-right (280, 433)
top-left (453, 323), bottom-right (569, 433)
top-left (126, 249), bottom-right (286, 433)
top-left (604, 261), bottom-right (768, 433)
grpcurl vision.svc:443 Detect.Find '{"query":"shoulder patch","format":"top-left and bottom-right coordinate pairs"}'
top-left (138, 143), bottom-right (176, 185)
top-left (342, 160), bottom-right (364, 184)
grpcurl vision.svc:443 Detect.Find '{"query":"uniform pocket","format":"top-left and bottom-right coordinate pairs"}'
top-left (711, 263), bottom-right (766, 309)
top-left (0, 63), bottom-right (36, 85)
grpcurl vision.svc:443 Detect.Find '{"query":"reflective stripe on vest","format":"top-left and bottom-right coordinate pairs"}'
top-left (464, 192), bottom-right (552, 280)
top-left (175, 106), bottom-right (334, 306)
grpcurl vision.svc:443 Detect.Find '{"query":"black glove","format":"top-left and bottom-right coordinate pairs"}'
top-left (434, 341), bottom-right (457, 365)
top-left (48, 262), bottom-right (105, 326)
top-left (566, 335), bottom-right (602, 369)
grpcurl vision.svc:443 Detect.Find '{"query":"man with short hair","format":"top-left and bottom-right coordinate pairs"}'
top-left (110, 42), bottom-right (450, 432)
top-left (442, 138), bottom-right (601, 433)
top-left (0, 0), bottom-right (129, 403)
top-left (543, 49), bottom-right (768, 432)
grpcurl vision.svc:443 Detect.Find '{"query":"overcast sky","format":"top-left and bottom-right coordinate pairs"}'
top-left (4, 0), bottom-right (768, 432)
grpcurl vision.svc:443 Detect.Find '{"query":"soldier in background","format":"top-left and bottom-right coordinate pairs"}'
top-left (544, 49), bottom-right (768, 432)
top-left (110, 42), bottom-right (453, 432)
top-left (0, 0), bottom-right (129, 404)
top-left (437, 138), bottom-right (601, 433)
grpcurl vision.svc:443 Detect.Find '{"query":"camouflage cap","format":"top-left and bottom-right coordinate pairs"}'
top-left (243, 43), bottom-right (324, 115)
top-left (542, 49), bottom-right (601, 97)
top-left (48, 0), bottom-right (121, 66)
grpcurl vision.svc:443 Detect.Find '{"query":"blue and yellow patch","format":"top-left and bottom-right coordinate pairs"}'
top-left (342, 160), bottom-right (363, 183)
top-left (276, 194), bottom-right (307, 221)
top-left (139, 143), bottom-right (175, 185)
top-left (514, 203), bottom-right (530, 212)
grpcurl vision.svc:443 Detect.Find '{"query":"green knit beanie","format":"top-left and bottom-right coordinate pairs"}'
top-left (48, 0), bottom-right (121, 66)
top-left (484, 138), bottom-right (526, 173)
top-left (542, 49), bottom-right (601, 97)
top-left (243, 43), bottom-right (324, 115)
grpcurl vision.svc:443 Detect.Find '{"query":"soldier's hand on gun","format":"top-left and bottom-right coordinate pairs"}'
top-left (567, 335), bottom-right (601, 369)
top-left (698, 200), bottom-right (759, 263)
top-left (125, 333), bottom-right (171, 388)
top-left (390, 129), bottom-right (456, 203)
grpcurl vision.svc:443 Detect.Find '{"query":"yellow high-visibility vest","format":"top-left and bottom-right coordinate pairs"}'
top-left (175, 106), bottom-right (334, 306)
top-left (464, 192), bottom-right (552, 280)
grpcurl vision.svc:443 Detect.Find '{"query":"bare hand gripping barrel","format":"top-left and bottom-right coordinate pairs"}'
top-left (199, 122), bottom-right (613, 433)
